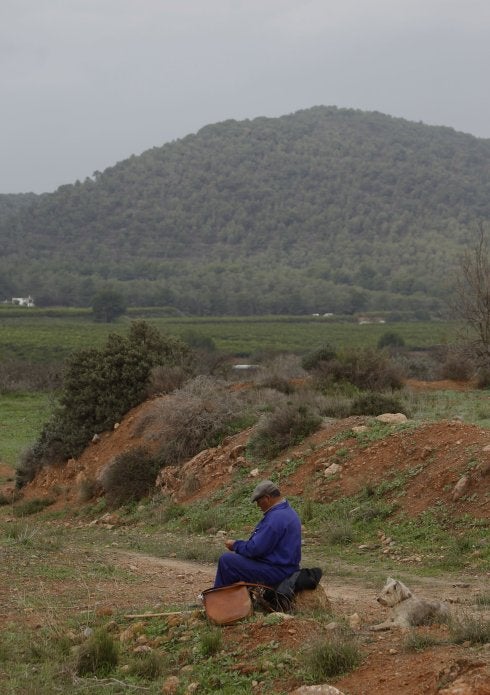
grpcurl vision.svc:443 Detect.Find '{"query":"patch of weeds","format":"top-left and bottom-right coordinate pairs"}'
top-left (403, 632), bottom-right (441, 652)
top-left (326, 429), bottom-right (357, 446)
top-left (128, 650), bottom-right (167, 679)
top-left (475, 594), bottom-right (490, 606)
top-left (351, 500), bottom-right (396, 523)
top-left (76, 628), bottom-right (119, 676)
top-left (300, 498), bottom-right (315, 523)
top-left (449, 613), bottom-right (490, 645)
top-left (278, 457), bottom-right (304, 480)
top-left (326, 520), bottom-right (356, 546)
top-left (13, 497), bottom-right (55, 516)
top-left (179, 539), bottom-right (223, 563)
top-left (375, 466), bottom-right (424, 497)
top-left (200, 627), bottom-right (223, 656)
top-left (4, 523), bottom-right (39, 546)
top-left (160, 501), bottom-right (186, 523)
top-left (303, 632), bottom-right (361, 680)
top-left (187, 507), bottom-right (228, 533)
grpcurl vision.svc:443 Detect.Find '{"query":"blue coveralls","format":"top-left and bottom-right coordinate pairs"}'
top-left (214, 499), bottom-right (301, 588)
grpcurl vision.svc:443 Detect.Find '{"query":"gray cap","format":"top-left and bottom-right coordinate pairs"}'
top-left (250, 480), bottom-right (280, 502)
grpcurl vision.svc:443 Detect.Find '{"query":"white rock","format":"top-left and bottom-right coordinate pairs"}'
top-left (375, 413), bottom-right (408, 424)
top-left (324, 463), bottom-right (342, 476)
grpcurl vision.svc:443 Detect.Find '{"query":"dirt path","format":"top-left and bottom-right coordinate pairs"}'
top-left (110, 550), bottom-right (490, 695)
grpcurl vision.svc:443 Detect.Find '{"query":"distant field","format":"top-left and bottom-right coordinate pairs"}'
top-left (0, 391), bottom-right (52, 467)
top-left (0, 307), bottom-right (460, 362)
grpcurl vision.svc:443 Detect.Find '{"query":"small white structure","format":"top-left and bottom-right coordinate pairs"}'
top-left (12, 296), bottom-right (35, 307)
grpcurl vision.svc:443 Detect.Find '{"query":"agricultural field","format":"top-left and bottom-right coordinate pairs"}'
top-left (0, 307), bottom-right (461, 362)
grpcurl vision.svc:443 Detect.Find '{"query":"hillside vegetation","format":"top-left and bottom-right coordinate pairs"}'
top-left (2, 106), bottom-right (490, 313)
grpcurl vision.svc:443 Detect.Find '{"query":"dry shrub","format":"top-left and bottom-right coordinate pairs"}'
top-left (143, 376), bottom-right (245, 465)
top-left (259, 354), bottom-right (306, 380)
top-left (349, 392), bottom-right (408, 416)
top-left (256, 375), bottom-right (295, 394)
top-left (0, 361), bottom-right (63, 392)
top-left (146, 365), bottom-right (188, 396)
top-left (439, 348), bottom-right (475, 381)
top-left (476, 367), bottom-right (490, 388)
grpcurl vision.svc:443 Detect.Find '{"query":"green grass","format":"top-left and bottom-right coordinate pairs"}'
top-left (0, 391), bottom-right (52, 467)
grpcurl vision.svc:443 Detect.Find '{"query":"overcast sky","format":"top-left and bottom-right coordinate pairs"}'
top-left (2, 0), bottom-right (489, 194)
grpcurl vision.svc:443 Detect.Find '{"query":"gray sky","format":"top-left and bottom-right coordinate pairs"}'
top-left (2, 0), bottom-right (490, 194)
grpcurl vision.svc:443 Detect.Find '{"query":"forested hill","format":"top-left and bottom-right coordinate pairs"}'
top-left (2, 106), bottom-right (490, 315)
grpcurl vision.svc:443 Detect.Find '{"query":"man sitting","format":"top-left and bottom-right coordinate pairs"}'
top-left (214, 480), bottom-right (302, 588)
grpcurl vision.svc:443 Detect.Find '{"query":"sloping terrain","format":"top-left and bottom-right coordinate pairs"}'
top-left (2, 382), bottom-right (489, 693)
top-left (18, 392), bottom-right (490, 521)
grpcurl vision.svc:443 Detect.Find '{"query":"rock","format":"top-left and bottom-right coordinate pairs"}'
top-left (348, 613), bottom-right (361, 629)
top-left (161, 676), bottom-right (181, 694)
top-left (91, 433), bottom-right (101, 444)
top-left (351, 425), bottom-right (368, 434)
top-left (249, 468), bottom-right (259, 477)
top-left (324, 463), bottom-right (342, 476)
top-left (289, 685), bottom-right (345, 694)
top-left (113, 422), bottom-right (120, 430)
top-left (375, 413), bottom-right (408, 424)
top-left (437, 660), bottom-right (490, 695)
top-left (293, 585), bottom-right (331, 614)
top-left (452, 475), bottom-right (470, 501)
top-left (229, 444), bottom-right (246, 460)
top-left (476, 460), bottom-right (490, 478)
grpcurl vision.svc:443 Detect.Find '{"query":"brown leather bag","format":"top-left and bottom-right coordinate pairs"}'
top-left (201, 582), bottom-right (253, 625)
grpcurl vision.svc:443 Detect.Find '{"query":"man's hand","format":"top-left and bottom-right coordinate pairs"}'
top-left (224, 539), bottom-right (235, 551)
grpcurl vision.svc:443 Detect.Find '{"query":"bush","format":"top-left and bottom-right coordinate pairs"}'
top-left (247, 399), bottom-right (322, 460)
top-left (101, 447), bottom-right (161, 507)
top-left (302, 345), bottom-right (337, 371)
top-left (13, 497), bottom-right (55, 517)
top-left (91, 288), bottom-right (126, 323)
top-left (476, 367), bottom-right (490, 388)
top-left (377, 331), bottom-right (405, 349)
top-left (349, 392), bottom-right (408, 416)
top-left (76, 628), bottom-right (119, 676)
top-left (16, 322), bottom-right (192, 487)
top-left (312, 347), bottom-right (403, 391)
top-left (181, 329), bottom-right (216, 352)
